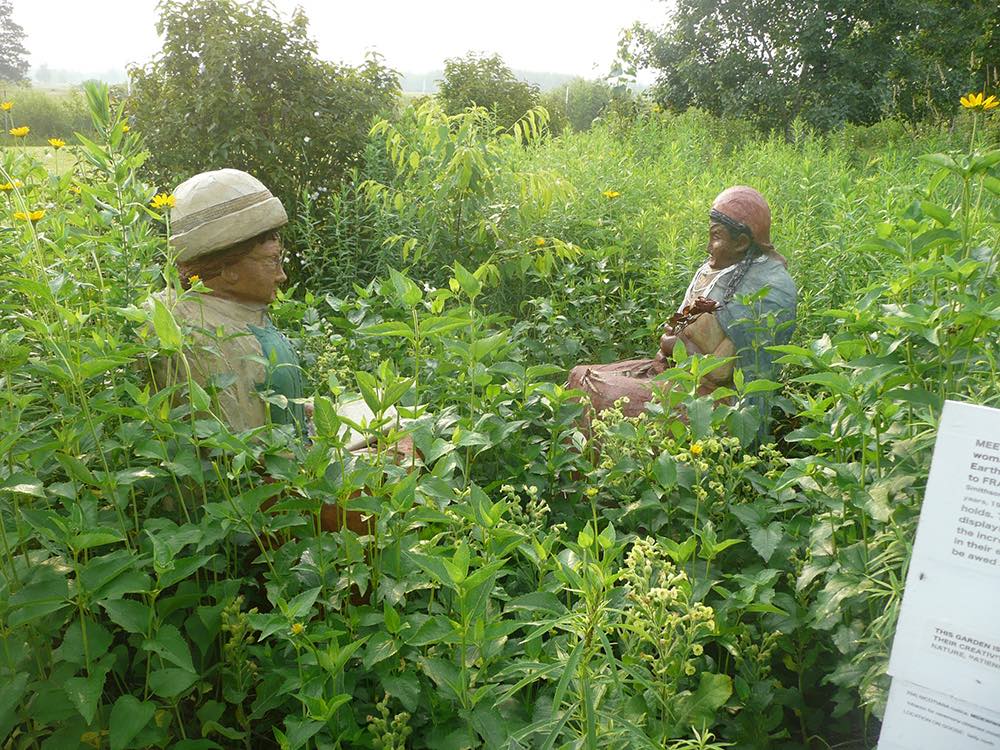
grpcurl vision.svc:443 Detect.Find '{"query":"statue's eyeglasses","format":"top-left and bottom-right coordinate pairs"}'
top-left (248, 251), bottom-right (284, 269)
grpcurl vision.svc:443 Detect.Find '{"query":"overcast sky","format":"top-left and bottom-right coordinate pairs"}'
top-left (16, 0), bottom-right (669, 78)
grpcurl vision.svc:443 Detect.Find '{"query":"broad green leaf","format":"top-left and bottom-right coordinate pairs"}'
top-left (361, 321), bottom-right (414, 339)
top-left (389, 267), bottom-right (423, 307)
top-left (0, 672), bottom-right (29, 741)
top-left (71, 530), bottom-right (124, 551)
top-left (285, 586), bottom-right (321, 619)
top-left (419, 315), bottom-right (471, 337)
top-left (8, 573), bottom-right (70, 627)
top-left (64, 670), bottom-right (107, 724)
top-left (452, 261), bottom-right (481, 300)
top-left (109, 695), bottom-right (155, 750)
top-left (406, 615), bottom-right (457, 646)
top-left (101, 599), bottom-right (151, 634)
top-left (652, 451), bottom-right (677, 488)
top-left (355, 370), bottom-right (382, 413)
top-left (362, 631), bottom-right (398, 669)
top-left (917, 152), bottom-right (961, 173)
top-left (382, 672), bottom-right (420, 712)
top-left (149, 667), bottom-right (198, 698)
top-left (675, 672), bottom-right (733, 729)
top-left (919, 201), bottom-right (952, 227)
top-left (749, 522), bottom-right (784, 563)
top-left (151, 297), bottom-right (183, 352)
top-left (971, 149), bottom-right (1000, 174)
top-left (312, 395), bottom-right (339, 437)
top-left (142, 624), bottom-right (195, 672)
top-left (0, 473), bottom-right (44, 497)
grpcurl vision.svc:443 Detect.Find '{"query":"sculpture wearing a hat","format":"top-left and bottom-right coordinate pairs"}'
top-left (153, 168), bottom-right (306, 435)
top-left (567, 186), bottom-right (797, 429)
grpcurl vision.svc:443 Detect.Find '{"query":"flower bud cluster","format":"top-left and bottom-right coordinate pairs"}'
top-left (367, 693), bottom-right (412, 750)
top-left (221, 597), bottom-right (260, 698)
top-left (620, 538), bottom-right (716, 683)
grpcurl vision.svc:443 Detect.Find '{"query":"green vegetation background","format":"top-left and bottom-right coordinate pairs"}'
top-left (0, 4), bottom-right (998, 747)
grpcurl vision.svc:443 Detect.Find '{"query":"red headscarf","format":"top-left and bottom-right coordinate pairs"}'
top-left (711, 186), bottom-right (787, 266)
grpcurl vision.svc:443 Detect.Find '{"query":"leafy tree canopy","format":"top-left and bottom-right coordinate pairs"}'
top-left (621, 0), bottom-right (1000, 131)
top-left (438, 52), bottom-right (540, 132)
top-left (128, 0), bottom-right (399, 209)
top-left (0, 0), bottom-right (30, 83)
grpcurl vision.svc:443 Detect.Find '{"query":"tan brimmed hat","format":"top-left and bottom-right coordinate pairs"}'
top-left (168, 169), bottom-right (287, 262)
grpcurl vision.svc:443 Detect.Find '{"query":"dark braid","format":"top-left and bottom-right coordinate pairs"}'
top-left (722, 244), bottom-right (759, 304)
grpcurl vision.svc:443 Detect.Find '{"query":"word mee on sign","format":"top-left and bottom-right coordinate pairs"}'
top-left (879, 401), bottom-right (1000, 750)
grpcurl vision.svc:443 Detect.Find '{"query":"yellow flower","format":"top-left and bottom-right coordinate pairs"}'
top-left (13, 209), bottom-right (45, 222)
top-left (0, 101), bottom-right (12, 111)
top-left (68, 184), bottom-right (81, 195)
top-left (121, 124), bottom-right (130, 133)
top-left (692, 643), bottom-right (704, 656)
top-left (534, 237), bottom-right (546, 247)
top-left (684, 662), bottom-right (697, 676)
top-left (960, 92), bottom-right (999, 111)
top-left (585, 486), bottom-right (598, 497)
top-left (8, 126), bottom-right (29, 138)
top-left (48, 138), bottom-right (66, 149)
top-left (188, 274), bottom-right (201, 284)
top-left (602, 190), bottom-right (621, 199)
top-left (150, 193), bottom-right (176, 209)
top-left (290, 622), bottom-right (304, 635)
top-left (0, 180), bottom-right (22, 191)
top-left (690, 442), bottom-right (703, 457)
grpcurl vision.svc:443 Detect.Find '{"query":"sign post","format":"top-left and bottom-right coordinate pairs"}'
top-left (879, 400), bottom-right (1000, 749)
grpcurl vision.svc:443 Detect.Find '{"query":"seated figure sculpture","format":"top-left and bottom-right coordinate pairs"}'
top-left (568, 186), bottom-right (796, 422)
top-left (152, 168), bottom-right (398, 535)
top-left (154, 168), bottom-right (307, 436)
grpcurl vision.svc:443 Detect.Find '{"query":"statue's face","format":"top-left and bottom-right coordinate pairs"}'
top-left (217, 232), bottom-right (286, 304)
top-left (706, 222), bottom-right (750, 270)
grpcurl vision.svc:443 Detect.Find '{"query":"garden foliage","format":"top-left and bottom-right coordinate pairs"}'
top-left (0, 81), bottom-right (998, 750)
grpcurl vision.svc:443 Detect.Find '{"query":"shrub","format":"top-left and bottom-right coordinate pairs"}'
top-left (127, 0), bottom-right (399, 211)
top-left (437, 52), bottom-right (540, 133)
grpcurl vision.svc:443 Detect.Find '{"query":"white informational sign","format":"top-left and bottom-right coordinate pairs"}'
top-left (880, 680), bottom-right (1000, 749)
top-left (879, 400), bottom-right (1000, 749)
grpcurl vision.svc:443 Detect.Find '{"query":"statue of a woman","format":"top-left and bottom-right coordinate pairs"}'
top-left (153, 168), bottom-right (306, 435)
top-left (568, 186), bottom-right (797, 422)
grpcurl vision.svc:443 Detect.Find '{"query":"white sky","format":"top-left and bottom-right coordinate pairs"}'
top-left (16, 0), bottom-right (669, 78)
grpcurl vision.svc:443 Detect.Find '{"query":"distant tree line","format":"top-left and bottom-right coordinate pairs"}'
top-left (621, 0), bottom-right (1000, 131)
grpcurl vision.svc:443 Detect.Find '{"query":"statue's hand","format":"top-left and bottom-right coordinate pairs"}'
top-left (658, 332), bottom-right (677, 360)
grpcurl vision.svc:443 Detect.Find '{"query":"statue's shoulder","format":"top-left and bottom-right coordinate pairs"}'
top-left (755, 256), bottom-right (797, 295)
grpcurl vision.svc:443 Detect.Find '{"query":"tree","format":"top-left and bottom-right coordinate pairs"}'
top-left (622, 0), bottom-right (1000, 131)
top-left (128, 0), bottom-right (398, 210)
top-left (542, 78), bottom-right (615, 135)
top-left (438, 52), bottom-right (540, 132)
top-left (0, 0), bottom-right (29, 83)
